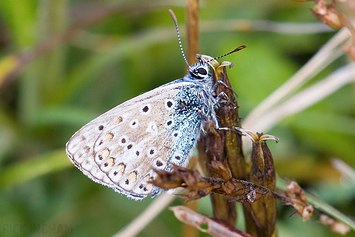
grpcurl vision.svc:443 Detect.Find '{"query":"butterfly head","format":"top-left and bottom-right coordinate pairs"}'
top-left (188, 61), bottom-right (211, 81)
top-left (189, 54), bottom-right (221, 80)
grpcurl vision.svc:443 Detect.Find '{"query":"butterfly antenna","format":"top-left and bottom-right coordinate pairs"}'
top-left (169, 9), bottom-right (190, 68)
top-left (205, 45), bottom-right (247, 64)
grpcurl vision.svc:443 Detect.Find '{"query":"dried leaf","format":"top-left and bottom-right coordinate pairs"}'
top-left (320, 214), bottom-right (351, 235)
top-left (151, 163), bottom-right (291, 205)
top-left (285, 180), bottom-right (314, 221)
top-left (312, 0), bottom-right (343, 29)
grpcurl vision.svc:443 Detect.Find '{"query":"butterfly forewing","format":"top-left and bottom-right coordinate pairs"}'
top-left (66, 81), bottom-right (204, 200)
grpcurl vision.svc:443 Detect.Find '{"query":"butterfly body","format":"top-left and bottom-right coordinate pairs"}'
top-left (66, 56), bottom-right (220, 200)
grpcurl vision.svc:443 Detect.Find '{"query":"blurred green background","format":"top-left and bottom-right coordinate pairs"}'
top-left (0, 0), bottom-right (354, 236)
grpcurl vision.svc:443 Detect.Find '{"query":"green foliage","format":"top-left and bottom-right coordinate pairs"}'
top-left (0, 0), bottom-right (353, 236)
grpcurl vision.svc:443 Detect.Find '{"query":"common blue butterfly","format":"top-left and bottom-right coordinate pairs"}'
top-left (66, 10), bottom-right (245, 200)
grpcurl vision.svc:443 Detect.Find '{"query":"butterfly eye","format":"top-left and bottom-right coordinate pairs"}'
top-left (197, 67), bottom-right (207, 75)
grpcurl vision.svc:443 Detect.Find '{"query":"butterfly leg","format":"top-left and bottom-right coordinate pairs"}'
top-left (200, 126), bottom-right (207, 135)
top-left (218, 126), bottom-right (244, 134)
top-left (215, 91), bottom-right (238, 109)
top-left (216, 91), bottom-right (230, 104)
top-left (218, 127), bottom-right (233, 132)
top-left (211, 113), bottom-right (220, 129)
top-left (200, 116), bottom-right (220, 135)
top-left (212, 80), bottom-right (238, 98)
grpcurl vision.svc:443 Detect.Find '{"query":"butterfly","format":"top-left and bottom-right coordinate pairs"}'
top-left (65, 10), bottom-right (245, 200)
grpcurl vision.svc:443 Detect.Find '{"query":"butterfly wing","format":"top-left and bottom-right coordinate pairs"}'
top-left (66, 81), bottom-right (205, 200)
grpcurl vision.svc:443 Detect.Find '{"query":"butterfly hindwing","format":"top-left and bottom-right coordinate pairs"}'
top-left (66, 81), bottom-right (205, 200)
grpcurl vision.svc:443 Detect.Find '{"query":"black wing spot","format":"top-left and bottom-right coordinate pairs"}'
top-left (156, 160), bottom-right (163, 167)
top-left (142, 106), bottom-right (149, 113)
top-left (125, 179), bottom-right (129, 185)
top-left (127, 144), bottom-right (133, 149)
top-left (98, 125), bottom-right (104, 130)
top-left (167, 101), bottom-right (173, 108)
top-left (175, 156), bottom-right (181, 160)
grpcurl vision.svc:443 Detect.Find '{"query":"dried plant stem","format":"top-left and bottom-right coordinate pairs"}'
top-left (244, 27), bottom-right (349, 130)
top-left (171, 206), bottom-right (253, 237)
top-left (200, 20), bottom-right (333, 34)
top-left (186, 0), bottom-right (199, 65)
top-left (331, 158), bottom-right (355, 183)
top-left (114, 193), bottom-right (176, 237)
top-left (185, 1), bottom-right (199, 237)
top-left (0, 20), bottom-right (337, 86)
top-left (70, 21), bottom-right (333, 53)
top-left (250, 62), bottom-right (355, 132)
top-left (198, 65), bottom-right (245, 226)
